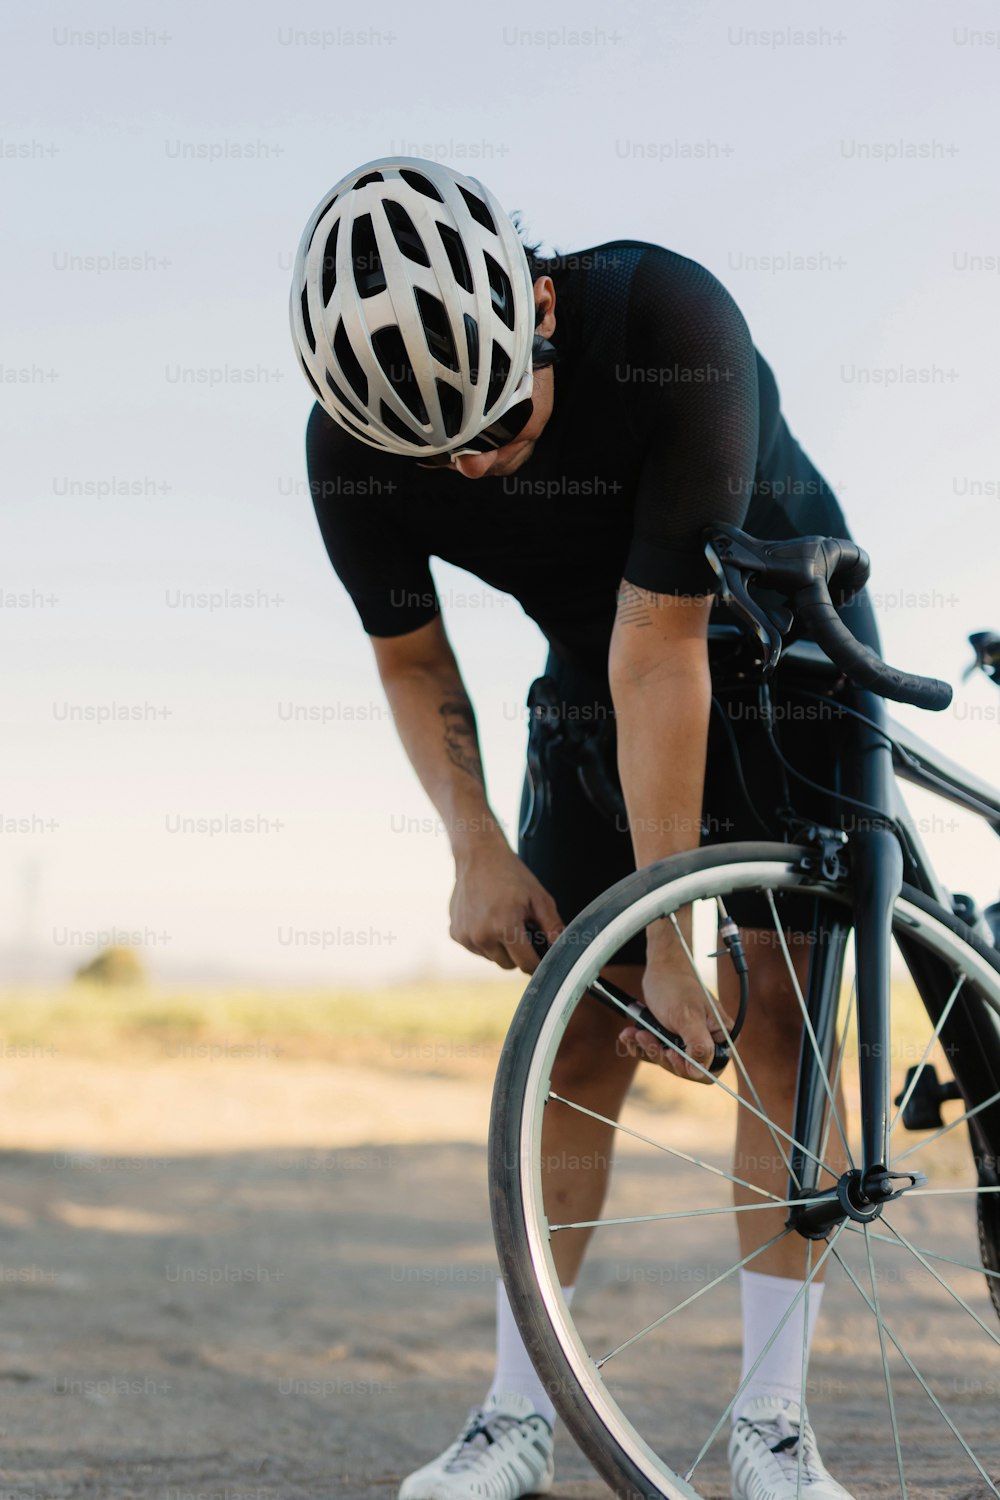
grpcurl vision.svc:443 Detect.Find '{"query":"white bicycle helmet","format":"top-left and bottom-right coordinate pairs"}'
top-left (289, 157), bottom-right (537, 458)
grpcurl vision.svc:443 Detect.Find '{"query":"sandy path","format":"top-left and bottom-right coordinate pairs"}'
top-left (0, 1053), bottom-right (995, 1499)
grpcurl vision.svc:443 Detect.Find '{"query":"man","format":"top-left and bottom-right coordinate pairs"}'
top-left (290, 156), bottom-right (877, 1500)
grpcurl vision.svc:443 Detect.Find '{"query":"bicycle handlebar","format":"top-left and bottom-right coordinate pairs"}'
top-left (704, 526), bottom-right (953, 712)
top-left (794, 580), bottom-right (953, 712)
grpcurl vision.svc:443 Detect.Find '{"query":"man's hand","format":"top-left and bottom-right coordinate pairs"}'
top-left (618, 968), bottom-right (732, 1084)
top-left (450, 841), bottom-right (563, 973)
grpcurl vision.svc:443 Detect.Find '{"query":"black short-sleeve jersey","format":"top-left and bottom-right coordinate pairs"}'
top-left (306, 241), bottom-right (841, 677)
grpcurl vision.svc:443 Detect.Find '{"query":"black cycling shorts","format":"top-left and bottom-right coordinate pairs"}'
top-left (517, 589), bottom-right (881, 966)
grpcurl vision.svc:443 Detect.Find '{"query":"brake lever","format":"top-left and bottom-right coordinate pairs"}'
top-left (703, 532), bottom-right (789, 675)
top-left (966, 631), bottom-right (1000, 685)
top-left (520, 676), bottom-right (565, 840)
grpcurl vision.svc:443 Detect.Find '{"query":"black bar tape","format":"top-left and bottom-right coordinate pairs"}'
top-left (796, 589), bottom-right (952, 711)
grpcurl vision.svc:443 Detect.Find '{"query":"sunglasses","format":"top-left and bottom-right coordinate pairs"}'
top-left (416, 335), bottom-right (557, 470)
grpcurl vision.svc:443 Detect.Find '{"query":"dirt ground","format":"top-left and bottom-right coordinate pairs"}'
top-left (0, 1048), bottom-right (996, 1500)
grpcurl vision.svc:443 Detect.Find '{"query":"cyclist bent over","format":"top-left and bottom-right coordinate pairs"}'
top-left (290, 156), bottom-right (875, 1500)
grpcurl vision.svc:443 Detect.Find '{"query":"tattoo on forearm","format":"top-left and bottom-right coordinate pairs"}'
top-left (616, 581), bottom-right (711, 630)
top-left (615, 580), bottom-right (654, 628)
top-left (439, 697), bottom-right (485, 785)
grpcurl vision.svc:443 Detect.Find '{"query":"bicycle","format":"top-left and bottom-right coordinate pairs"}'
top-left (489, 525), bottom-right (1000, 1499)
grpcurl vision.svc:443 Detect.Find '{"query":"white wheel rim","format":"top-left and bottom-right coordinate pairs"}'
top-left (511, 859), bottom-right (1000, 1498)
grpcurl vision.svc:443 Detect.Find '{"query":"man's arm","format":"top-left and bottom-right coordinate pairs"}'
top-left (607, 583), bottom-right (730, 1081)
top-left (372, 615), bottom-right (562, 971)
top-left (608, 250), bottom-right (759, 1078)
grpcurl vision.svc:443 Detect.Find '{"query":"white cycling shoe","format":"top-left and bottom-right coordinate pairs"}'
top-left (398, 1391), bottom-right (554, 1500)
top-left (729, 1397), bottom-right (856, 1500)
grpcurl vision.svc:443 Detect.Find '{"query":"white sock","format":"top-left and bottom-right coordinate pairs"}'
top-left (486, 1277), bottom-right (574, 1428)
top-left (734, 1269), bottom-right (824, 1423)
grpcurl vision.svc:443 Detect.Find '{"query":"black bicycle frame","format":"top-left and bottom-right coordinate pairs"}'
top-left (786, 688), bottom-right (906, 1236)
top-left (782, 674), bottom-right (1000, 1237)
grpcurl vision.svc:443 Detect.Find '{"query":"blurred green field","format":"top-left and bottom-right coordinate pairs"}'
top-left (0, 980), bottom-right (526, 1061)
top-left (0, 976), bottom-right (934, 1066)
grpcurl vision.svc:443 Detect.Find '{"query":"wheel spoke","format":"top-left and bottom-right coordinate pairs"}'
top-left (894, 1087), bottom-right (1000, 1165)
top-left (588, 969), bottom-right (838, 1182)
top-left (668, 910), bottom-right (801, 1191)
top-left (549, 1199), bottom-right (804, 1233)
top-left (880, 1219), bottom-right (1000, 1347)
top-left (831, 1245), bottom-right (999, 1496)
top-left (597, 1226), bottom-right (792, 1366)
top-left (842, 1220), bottom-right (1000, 1283)
top-left (797, 1240), bottom-right (814, 1500)
top-left (765, 889), bottom-right (854, 1171)
top-left (888, 972), bottom-right (965, 1138)
top-left (862, 1223), bottom-right (907, 1498)
top-left (818, 974), bottom-right (857, 1168)
top-left (547, 1090), bottom-right (785, 1202)
top-left (684, 1223), bottom-right (846, 1484)
top-left (904, 1185), bottom-right (1000, 1198)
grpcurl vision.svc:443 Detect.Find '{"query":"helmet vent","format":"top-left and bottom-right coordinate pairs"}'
top-left (333, 319), bottom-right (369, 406)
top-left (340, 410), bottom-right (375, 440)
top-left (399, 168), bottom-right (443, 202)
top-left (291, 163), bottom-right (536, 453)
top-left (325, 368), bottom-right (366, 423)
top-left (463, 314), bottom-right (479, 384)
top-left (415, 288), bottom-right (459, 372)
top-left (436, 223), bottom-right (474, 292)
top-left (352, 214), bottom-right (386, 299)
top-left (484, 253), bottom-right (515, 330)
top-left (305, 194), bottom-right (338, 257)
top-left (321, 220), bottom-right (339, 305)
top-left (383, 200), bottom-right (430, 266)
top-left (459, 187), bottom-right (496, 234)
top-left (485, 343), bottom-right (511, 414)
top-left (300, 286), bottom-right (316, 354)
top-left (436, 380), bottom-right (464, 439)
top-left (372, 327), bottom-right (429, 424)
top-left (380, 399), bottom-right (429, 445)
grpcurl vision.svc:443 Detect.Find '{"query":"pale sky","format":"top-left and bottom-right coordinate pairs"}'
top-left (3, 0), bottom-right (999, 983)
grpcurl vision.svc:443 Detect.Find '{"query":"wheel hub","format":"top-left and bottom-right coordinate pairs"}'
top-left (787, 1166), bottom-right (927, 1240)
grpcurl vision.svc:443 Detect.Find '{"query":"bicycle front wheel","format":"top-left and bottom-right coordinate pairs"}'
top-left (490, 842), bottom-right (1000, 1499)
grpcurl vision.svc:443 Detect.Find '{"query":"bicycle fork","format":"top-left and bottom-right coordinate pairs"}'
top-left (787, 689), bottom-right (923, 1240)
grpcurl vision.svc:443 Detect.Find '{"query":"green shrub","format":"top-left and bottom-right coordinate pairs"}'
top-left (74, 945), bottom-right (147, 987)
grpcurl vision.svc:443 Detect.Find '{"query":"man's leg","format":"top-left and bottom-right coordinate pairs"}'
top-left (718, 931), bottom-right (849, 1415)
